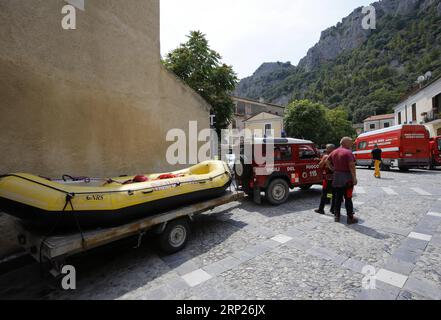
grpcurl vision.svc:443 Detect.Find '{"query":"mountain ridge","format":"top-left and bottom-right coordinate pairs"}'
top-left (234, 0), bottom-right (441, 122)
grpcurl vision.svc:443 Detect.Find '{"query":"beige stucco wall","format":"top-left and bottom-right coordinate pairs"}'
top-left (0, 0), bottom-right (210, 178)
top-left (363, 118), bottom-right (395, 132)
top-left (245, 113), bottom-right (284, 138)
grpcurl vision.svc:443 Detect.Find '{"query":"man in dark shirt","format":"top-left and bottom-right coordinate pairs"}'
top-left (371, 144), bottom-right (382, 179)
top-left (327, 137), bottom-right (358, 224)
top-left (315, 144), bottom-right (336, 215)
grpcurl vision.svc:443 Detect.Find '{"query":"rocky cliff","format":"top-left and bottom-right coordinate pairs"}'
top-left (235, 0), bottom-right (441, 117)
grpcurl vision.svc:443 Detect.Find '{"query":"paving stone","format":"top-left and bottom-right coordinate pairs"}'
top-left (271, 234), bottom-right (293, 244)
top-left (397, 290), bottom-right (428, 300)
top-left (182, 269), bottom-right (212, 287)
top-left (410, 188), bottom-right (432, 196)
top-left (284, 227), bottom-right (305, 238)
top-left (383, 257), bottom-right (415, 276)
top-left (284, 237), bottom-right (311, 252)
top-left (376, 269), bottom-right (408, 288)
top-left (401, 237), bottom-right (430, 251)
top-left (381, 227), bottom-right (412, 237)
top-left (261, 239), bottom-right (282, 249)
top-left (342, 258), bottom-right (366, 274)
top-left (172, 260), bottom-right (201, 276)
top-left (403, 277), bottom-right (441, 300)
top-left (408, 232), bottom-right (432, 242)
top-left (413, 216), bottom-right (441, 235)
top-left (357, 280), bottom-right (401, 300)
top-left (392, 247), bottom-right (423, 264)
top-left (427, 211), bottom-right (441, 218)
top-left (166, 277), bottom-right (190, 292)
top-left (202, 256), bottom-right (241, 276)
top-left (140, 285), bottom-right (171, 300)
top-left (430, 235), bottom-right (441, 247)
top-left (231, 249), bottom-right (256, 263)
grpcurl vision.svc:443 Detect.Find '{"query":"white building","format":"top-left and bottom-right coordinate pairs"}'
top-left (394, 76), bottom-right (441, 137)
top-left (363, 114), bottom-right (395, 132)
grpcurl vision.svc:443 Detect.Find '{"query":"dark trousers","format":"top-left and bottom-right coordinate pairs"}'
top-left (334, 186), bottom-right (354, 216)
top-left (319, 180), bottom-right (335, 213)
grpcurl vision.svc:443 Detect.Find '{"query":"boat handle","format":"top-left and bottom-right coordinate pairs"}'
top-left (142, 189), bottom-right (154, 194)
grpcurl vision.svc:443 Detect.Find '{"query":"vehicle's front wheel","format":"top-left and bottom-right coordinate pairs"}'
top-left (265, 179), bottom-right (290, 206)
top-left (157, 218), bottom-right (190, 254)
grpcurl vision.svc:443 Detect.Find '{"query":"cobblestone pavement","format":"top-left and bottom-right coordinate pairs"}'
top-left (0, 168), bottom-right (441, 300)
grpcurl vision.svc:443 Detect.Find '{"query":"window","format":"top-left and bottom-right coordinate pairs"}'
top-left (358, 141), bottom-right (367, 149)
top-left (433, 93), bottom-right (441, 113)
top-left (273, 146), bottom-right (292, 161)
top-left (398, 112), bottom-right (402, 125)
top-left (412, 103), bottom-right (417, 122)
top-left (438, 138), bottom-right (441, 152)
top-left (370, 124), bottom-right (376, 130)
top-left (384, 122), bottom-right (390, 128)
top-left (245, 104), bottom-right (252, 115)
top-left (299, 145), bottom-right (318, 160)
top-left (265, 123), bottom-right (272, 137)
top-left (236, 101), bottom-right (245, 115)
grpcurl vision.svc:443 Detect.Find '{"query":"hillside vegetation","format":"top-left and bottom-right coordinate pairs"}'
top-left (235, 1), bottom-right (441, 123)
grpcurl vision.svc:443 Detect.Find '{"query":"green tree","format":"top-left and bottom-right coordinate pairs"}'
top-left (326, 107), bottom-right (355, 145)
top-left (284, 100), bottom-right (331, 146)
top-left (163, 31), bottom-right (238, 132)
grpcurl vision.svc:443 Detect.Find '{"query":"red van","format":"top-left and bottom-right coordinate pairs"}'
top-left (429, 136), bottom-right (441, 169)
top-left (354, 125), bottom-right (431, 171)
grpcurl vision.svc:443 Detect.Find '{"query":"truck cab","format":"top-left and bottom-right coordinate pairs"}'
top-left (234, 138), bottom-right (323, 205)
top-left (429, 136), bottom-right (441, 169)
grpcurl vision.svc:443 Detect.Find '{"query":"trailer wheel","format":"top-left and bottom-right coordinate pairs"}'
top-left (266, 179), bottom-right (290, 206)
top-left (157, 218), bottom-right (190, 254)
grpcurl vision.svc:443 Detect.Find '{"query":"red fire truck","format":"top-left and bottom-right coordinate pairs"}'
top-left (429, 136), bottom-right (441, 169)
top-left (354, 125), bottom-right (431, 171)
top-left (234, 138), bottom-right (323, 205)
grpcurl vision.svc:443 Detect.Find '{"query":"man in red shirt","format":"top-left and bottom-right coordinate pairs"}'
top-left (327, 137), bottom-right (359, 224)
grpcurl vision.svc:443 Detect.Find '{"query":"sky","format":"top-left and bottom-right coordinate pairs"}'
top-left (160, 0), bottom-right (374, 79)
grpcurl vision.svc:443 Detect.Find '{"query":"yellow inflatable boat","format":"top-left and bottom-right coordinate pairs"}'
top-left (0, 161), bottom-right (231, 230)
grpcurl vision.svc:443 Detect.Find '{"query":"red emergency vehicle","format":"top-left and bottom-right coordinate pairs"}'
top-left (234, 138), bottom-right (323, 205)
top-left (429, 136), bottom-right (441, 169)
top-left (354, 125), bottom-right (431, 171)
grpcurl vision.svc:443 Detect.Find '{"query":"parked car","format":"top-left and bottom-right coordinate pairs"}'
top-left (234, 137), bottom-right (323, 205)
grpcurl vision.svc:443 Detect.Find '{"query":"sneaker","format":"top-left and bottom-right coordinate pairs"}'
top-left (334, 214), bottom-right (341, 222)
top-left (314, 209), bottom-right (325, 215)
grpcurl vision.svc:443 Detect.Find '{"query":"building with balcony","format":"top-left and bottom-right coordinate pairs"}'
top-left (394, 76), bottom-right (441, 137)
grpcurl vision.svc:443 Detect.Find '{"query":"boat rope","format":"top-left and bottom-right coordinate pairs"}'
top-left (66, 193), bottom-right (86, 249)
top-left (0, 172), bottom-right (231, 196)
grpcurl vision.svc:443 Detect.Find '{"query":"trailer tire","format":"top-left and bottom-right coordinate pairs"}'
top-left (157, 218), bottom-right (190, 254)
top-left (266, 179), bottom-right (290, 206)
